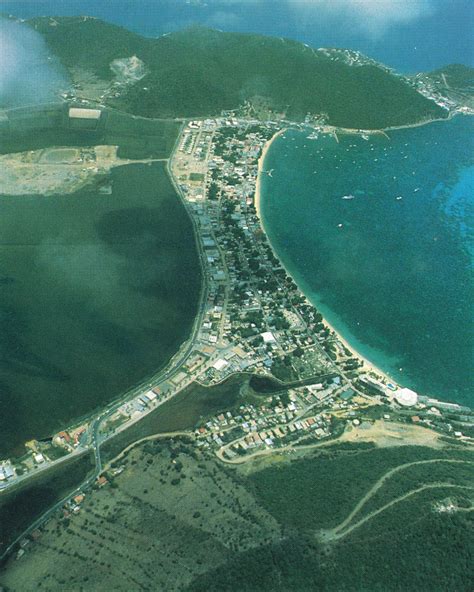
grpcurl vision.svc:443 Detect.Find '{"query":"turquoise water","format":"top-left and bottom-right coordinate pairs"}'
top-left (261, 115), bottom-right (473, 405)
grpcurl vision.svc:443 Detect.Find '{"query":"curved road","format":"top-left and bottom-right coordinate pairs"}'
top-left (319, 458), bottom-right (474, 543)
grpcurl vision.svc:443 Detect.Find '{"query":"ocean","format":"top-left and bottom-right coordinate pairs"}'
top-left (260, 115), bottom-right (474, 406)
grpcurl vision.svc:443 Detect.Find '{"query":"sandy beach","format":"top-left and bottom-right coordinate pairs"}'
top-left (255, 128), bottom-right (286, 219)
top-left (254, 127), bottom-right (398, 388)
top-left (319, 315), bottom-right (396, 385)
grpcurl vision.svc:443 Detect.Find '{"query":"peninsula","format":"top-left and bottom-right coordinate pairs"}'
top-left (1, 16), bottom-right (473, 592)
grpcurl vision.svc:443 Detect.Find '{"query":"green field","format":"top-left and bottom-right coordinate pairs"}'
top-left (0, 104), bottom-right (180, 158)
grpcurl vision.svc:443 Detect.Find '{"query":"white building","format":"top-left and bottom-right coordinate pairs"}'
top-left (394, 388), bottom-right (418, 407)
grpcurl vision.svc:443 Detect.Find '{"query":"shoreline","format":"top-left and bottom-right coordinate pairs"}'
top-left (255, 128), bottom-right (400, 389)
top-left (255, 128), bottom-right (286, 219)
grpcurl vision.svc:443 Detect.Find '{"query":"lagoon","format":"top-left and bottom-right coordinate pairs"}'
top-left (0, 162), bottom-right (201, 456)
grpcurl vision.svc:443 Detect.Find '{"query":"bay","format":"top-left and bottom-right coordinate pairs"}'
top-left (260, 115), bottom-right (474, 405)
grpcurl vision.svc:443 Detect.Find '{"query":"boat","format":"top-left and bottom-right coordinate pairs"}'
top-left (341, 195), bottom-right (355, 200)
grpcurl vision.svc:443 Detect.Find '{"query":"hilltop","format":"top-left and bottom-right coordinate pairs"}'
top-left (27, 16), bottom-right (447, 129)
top-left (408, 63), bottom-right (474, 112)
top-left (427, 64), bottom-right (474, 91)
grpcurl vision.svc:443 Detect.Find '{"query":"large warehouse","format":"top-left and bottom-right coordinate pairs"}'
top-left (68, 107), bottom-right (102, 130)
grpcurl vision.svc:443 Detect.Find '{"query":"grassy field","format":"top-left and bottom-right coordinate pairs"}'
top-left (1, 440), bottom-right (472, 591)
top-left (0, 440), bottom-right (280, 591)
top-left (0, 104), bottom-right (180, 158)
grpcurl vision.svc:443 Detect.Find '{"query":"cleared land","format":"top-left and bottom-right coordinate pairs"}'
top-left (0, 144), bottom-right (171, 196)
top-left (0, 145), bottom-right (117, 195)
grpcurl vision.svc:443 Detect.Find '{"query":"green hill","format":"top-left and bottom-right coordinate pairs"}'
top-left (29, 17), bottom-right (446, 129)
top-left (427, 64), bottom-right (474, 91)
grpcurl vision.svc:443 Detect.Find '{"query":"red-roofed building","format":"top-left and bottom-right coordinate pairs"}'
top-left (97, 476), bottom-right (108, 488)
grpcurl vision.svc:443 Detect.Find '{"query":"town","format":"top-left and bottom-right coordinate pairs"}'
top-left (2, 115), bottom-right (473, 502)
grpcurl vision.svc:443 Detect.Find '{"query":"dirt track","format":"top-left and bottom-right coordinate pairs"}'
top-left (319, 458), bottom-right (474, 542)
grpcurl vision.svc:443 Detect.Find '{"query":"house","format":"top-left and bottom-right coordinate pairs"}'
top-left (97, 476), bottom-right (108, 488)
top-left (58, 431), bottom-right (71, 443)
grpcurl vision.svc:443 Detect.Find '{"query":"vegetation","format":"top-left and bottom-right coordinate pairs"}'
top-left (248, 444), bottom-right (468, 531)
top-left (29, 17), bottom-right (447, 129)
top-left (3, 441), bottom-right (471, 591)
top-left (188, 444), bottom-right (473, 592)
top-left (105, 111), bottom-right (180, 159)
top-left (427, 64), bottom-right (474, 92)
top-left (187, 506), bottom-right (473, 592)
top-left (0, 103), bottom-right (180, 158)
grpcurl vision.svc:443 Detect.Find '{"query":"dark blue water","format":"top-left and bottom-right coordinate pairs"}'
top-left (260, 116), bottom-right (474, 405)
top-left (3, 0), bottom-right (473, 73)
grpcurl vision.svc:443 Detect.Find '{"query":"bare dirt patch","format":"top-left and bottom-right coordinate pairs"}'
top-left (339, 419), bottom-right (443, 448)
top-left (0, 145), bottom-right (120, 196)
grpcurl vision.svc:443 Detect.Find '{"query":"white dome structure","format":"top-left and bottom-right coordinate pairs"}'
top-left (394, 388), bottom-right (418, 407)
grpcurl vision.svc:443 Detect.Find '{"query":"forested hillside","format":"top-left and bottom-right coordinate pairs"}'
top-left (29, 17), bottom-right (446, 129)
